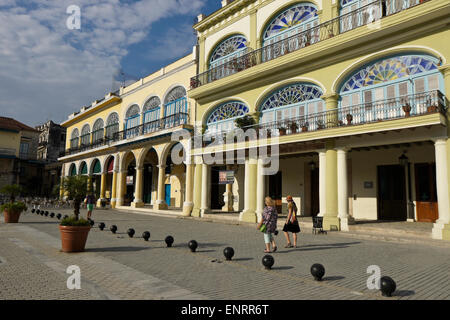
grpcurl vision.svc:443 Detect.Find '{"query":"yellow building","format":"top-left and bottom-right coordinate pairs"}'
top-left (188, 0), bottom-right (450, 240)
top-left (59, 53), bottom-right (197, 214)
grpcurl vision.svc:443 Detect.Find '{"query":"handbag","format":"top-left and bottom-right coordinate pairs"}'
top-left (259, 224), bottom-right (267, 232)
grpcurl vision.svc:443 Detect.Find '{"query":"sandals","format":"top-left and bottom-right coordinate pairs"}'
top-left (264, 249), bottom-right (271, 253)
top-left (284, 244), bottom-right (293, 248)
top-left (272, 246), bottom-right (277, 252)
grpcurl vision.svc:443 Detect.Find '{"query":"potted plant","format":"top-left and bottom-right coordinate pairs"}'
top-left (278, 126), bottom-right (287, 136)
top-left (346, 113), bottom-right (353, 124)
top-left (301, 121), bottom-right (309, 132)
top-left (402, 102), bottom-right (412, 117)
top-left (316, 120), bottom-right (325, 129)
top-left (290, 122), bottom-right (299, 134)
top-left (59, 175), bottom-right (91, 253)
top-left (0, 184), bottom-right (26, 223)
top-left (234, 115), bottom-right (256, 131)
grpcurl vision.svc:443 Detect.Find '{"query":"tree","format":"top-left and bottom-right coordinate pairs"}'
top-left (61, 175), bottom-right (88, 220)
top-left (0, 184), bottom-right (22, 203)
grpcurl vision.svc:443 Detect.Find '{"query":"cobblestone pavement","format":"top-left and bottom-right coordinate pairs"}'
top-left (1, 208), bottom-right (450, 300)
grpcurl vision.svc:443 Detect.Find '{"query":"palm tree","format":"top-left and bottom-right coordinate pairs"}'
top-left (61, 175), bottom-right (88, 220)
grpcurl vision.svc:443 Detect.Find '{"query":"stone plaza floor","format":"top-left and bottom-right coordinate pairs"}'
top-left (1, 208), bottom-right (450, 300)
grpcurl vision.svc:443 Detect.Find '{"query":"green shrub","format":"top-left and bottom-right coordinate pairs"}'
top-left (0, 201), bottom-right (27, 214)
top-left (60, 215), bottom-right (91, 227)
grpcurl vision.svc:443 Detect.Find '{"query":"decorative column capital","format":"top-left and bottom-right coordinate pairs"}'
top-left (438, 64), bottom-right (450, 76)
top-left (321, 93), bottom-right (339, 103)
top-left (157, 164), bottom-right (167, 169)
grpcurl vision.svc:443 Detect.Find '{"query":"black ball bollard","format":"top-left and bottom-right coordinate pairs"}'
top-left (31, 209), bottom-right (35, 213)
top-left (188, 240), bottom-right (198, 252)
top-left (110, 225), bottom-right (117, 234)
top-left (127, 228), bottom-right (135, 238)
top-left (56, 213), bottom-right (61, 219)
top-left (63, 215), bottom-right (68, 220)
top-left (50, 213), bottom-right (55, 218)
top-left (89, 219), bottom-right (95, 227)
top-left (36, 209), bottom-right (40, 214)
top-left (44, 212), bottom-right (49, 217)
top-left (165, 236), bottom-right (174, 247)
top-left (142, 231), bottom-right (150, 241)
top-left (98, 222), bottom-right (105, 231)
top-left (41, 211), bottom-right (44, 216)
top-left (311, 264), bottom-right (325, 281)
top-left (380, 276), bottom-right (396, 297)
top-left (223, 247), bottom-right (235, 261)
top-left (262, 255), bottom-right (275, 270)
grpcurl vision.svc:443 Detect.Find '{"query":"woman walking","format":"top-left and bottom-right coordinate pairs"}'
top-left (283, 195), bottom-right (300, 248)
top-left (257, 196), bottom-right (278, 253)
top-left (85, 192), bottom-right (96, 220)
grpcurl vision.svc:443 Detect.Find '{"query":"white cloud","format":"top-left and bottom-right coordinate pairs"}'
top-left (0, 0), bottom-right (205, 126)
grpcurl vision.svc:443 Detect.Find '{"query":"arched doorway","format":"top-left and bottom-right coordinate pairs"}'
top-left (105, 156), bottom-right (115, 202)
top-left (122, 152), bottom-right (136, 206)
top-left (91, 159), bottom-right (102, 199)
top-left (141, 148), bottom-right (158, 205)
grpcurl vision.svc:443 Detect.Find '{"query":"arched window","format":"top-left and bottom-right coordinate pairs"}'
top-left (143, 96), bottom-right (161, 133)
top-left (210, 35), bottom-right (248, 69)
top-left (164, 87), bottom-right (188, 128)
top-left (80, 124), bottom-right (90, 147)
top-left (339, 54), bottom-right (443, 123)
top-left (70, 128), bottom-right (79, 149)
top-left (259, 83), bottom-right (323, 131)
top-left (69, 163), bottom-right (77, 176)
top-left (92, 119), bottom-right (104, 144)
top-left (262, 3), bottom-right (318, 48)
top-left (106, 112), bottom-right (119, 140)
top-left (79, 161), bottom-right (88, 175)
top-left (206, 101), bottom-right (249, 134)
top-left (125, 104), bottom-right (140, 138)
top-left (339, 0), bottom-right (380, 32)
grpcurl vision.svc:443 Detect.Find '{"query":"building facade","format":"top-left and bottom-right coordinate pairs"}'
top-left (188, 0), bottom-right (450, 240)
top-left (59, 53), bottom-right (197, 213)
top-left (0, 117), bottom-right (43, 196)
top-left (35, 120), bottom-right (67, 197)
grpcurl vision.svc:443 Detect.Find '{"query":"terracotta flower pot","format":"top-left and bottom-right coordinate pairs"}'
top-left (59, 225), bottom-right (91, 253)
top-left (3, 210), bottom-right (21, 223)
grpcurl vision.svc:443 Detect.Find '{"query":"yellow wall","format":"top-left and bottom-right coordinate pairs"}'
top-left (0, 130), bottom-right (21, 157)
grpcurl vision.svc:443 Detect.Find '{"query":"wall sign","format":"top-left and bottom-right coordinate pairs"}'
top-left (364, 181), bottom-right (373, 189)
top-left (219, 170), bottom-right (234, 184)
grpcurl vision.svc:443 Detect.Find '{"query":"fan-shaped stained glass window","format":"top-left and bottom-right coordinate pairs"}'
top-left (260, 83), bottom-right (323, 111)
top-left (341, 55), bottom-right (439, 92)
top-left (164, 87), bottom-right (186, 104)
top-left (106, 112), bottom-right (119, 126)
top-left (125, 104), bottom-right (140, 119)
top-left (69, 164), bottom-right (77, 176)
top-left (207, 101), bottom-right (249, 124)
top-left (263, 3), bottom-right (318, 41)
top-left (143, 96), bottom-right (161, 112)
top-left (93, 119), bottom-right (104, 131)
top-left (210, 35), bottom-right (248, 65)
top-left (71, 128), bottom-right (79, 139)
top-left (79, 162), bottom-right (87, 175)
top-left (81, 124), bottom-right (90, 135)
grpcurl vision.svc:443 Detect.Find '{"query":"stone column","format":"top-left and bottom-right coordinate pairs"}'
top-left (110, 170), bottom-right (118, 208)
top-left (96, 172), bottom-right (107, 207)
top-left (323, 141), bottom-right (340, 231)
top-left (318, 150), bottom-right (326, 217)
top-left (183, 161), bottom-right (194, 216)
top-left (255, 158), bottom-right (265, 222)
top-left (154, 164), bottom-right (168, 210)
top-left (131, 166), bottom-right (144, 208)
top-left (432, 138), bottom-right (450, 240)
top-left (337, 148), bottom-right (354, 231)
top-left (116, 170), bottom-right (126, 207)
top-left (240, 156), bottom-right (258, 222)
top-left (191, 156), bottom-right (203, 217)
top-left (200, 163), bottom-right (210, 216)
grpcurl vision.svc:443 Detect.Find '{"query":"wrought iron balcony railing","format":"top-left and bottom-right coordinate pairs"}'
top-left (63, 112), bottom-right (189, 156)
top-left (197, 90), bottom-right (446, 147)
top-left (190, 0), bottom-right (430, 89)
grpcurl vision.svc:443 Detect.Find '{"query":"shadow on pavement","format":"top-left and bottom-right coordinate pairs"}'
top-left (272, 266), bottom-right (294, 270)
top-left (233, 257), bottom-right (254, 262)
top-left (395, 290), bottom-right (415, 297)
top-left (323, 276), bottom-right (345, 281)
top-left (86, 246), bottom-right (150, 252)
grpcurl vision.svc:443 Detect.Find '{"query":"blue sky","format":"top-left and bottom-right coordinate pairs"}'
top-left (0, 0), bottom-right (221, 126)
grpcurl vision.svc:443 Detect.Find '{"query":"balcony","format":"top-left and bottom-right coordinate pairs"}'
top-left (190, 0), bottom-right (431, 89)
top-left (198, 90), bottom-right (446, 147)
top-left (64, 112), bottom-right (190, 156)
